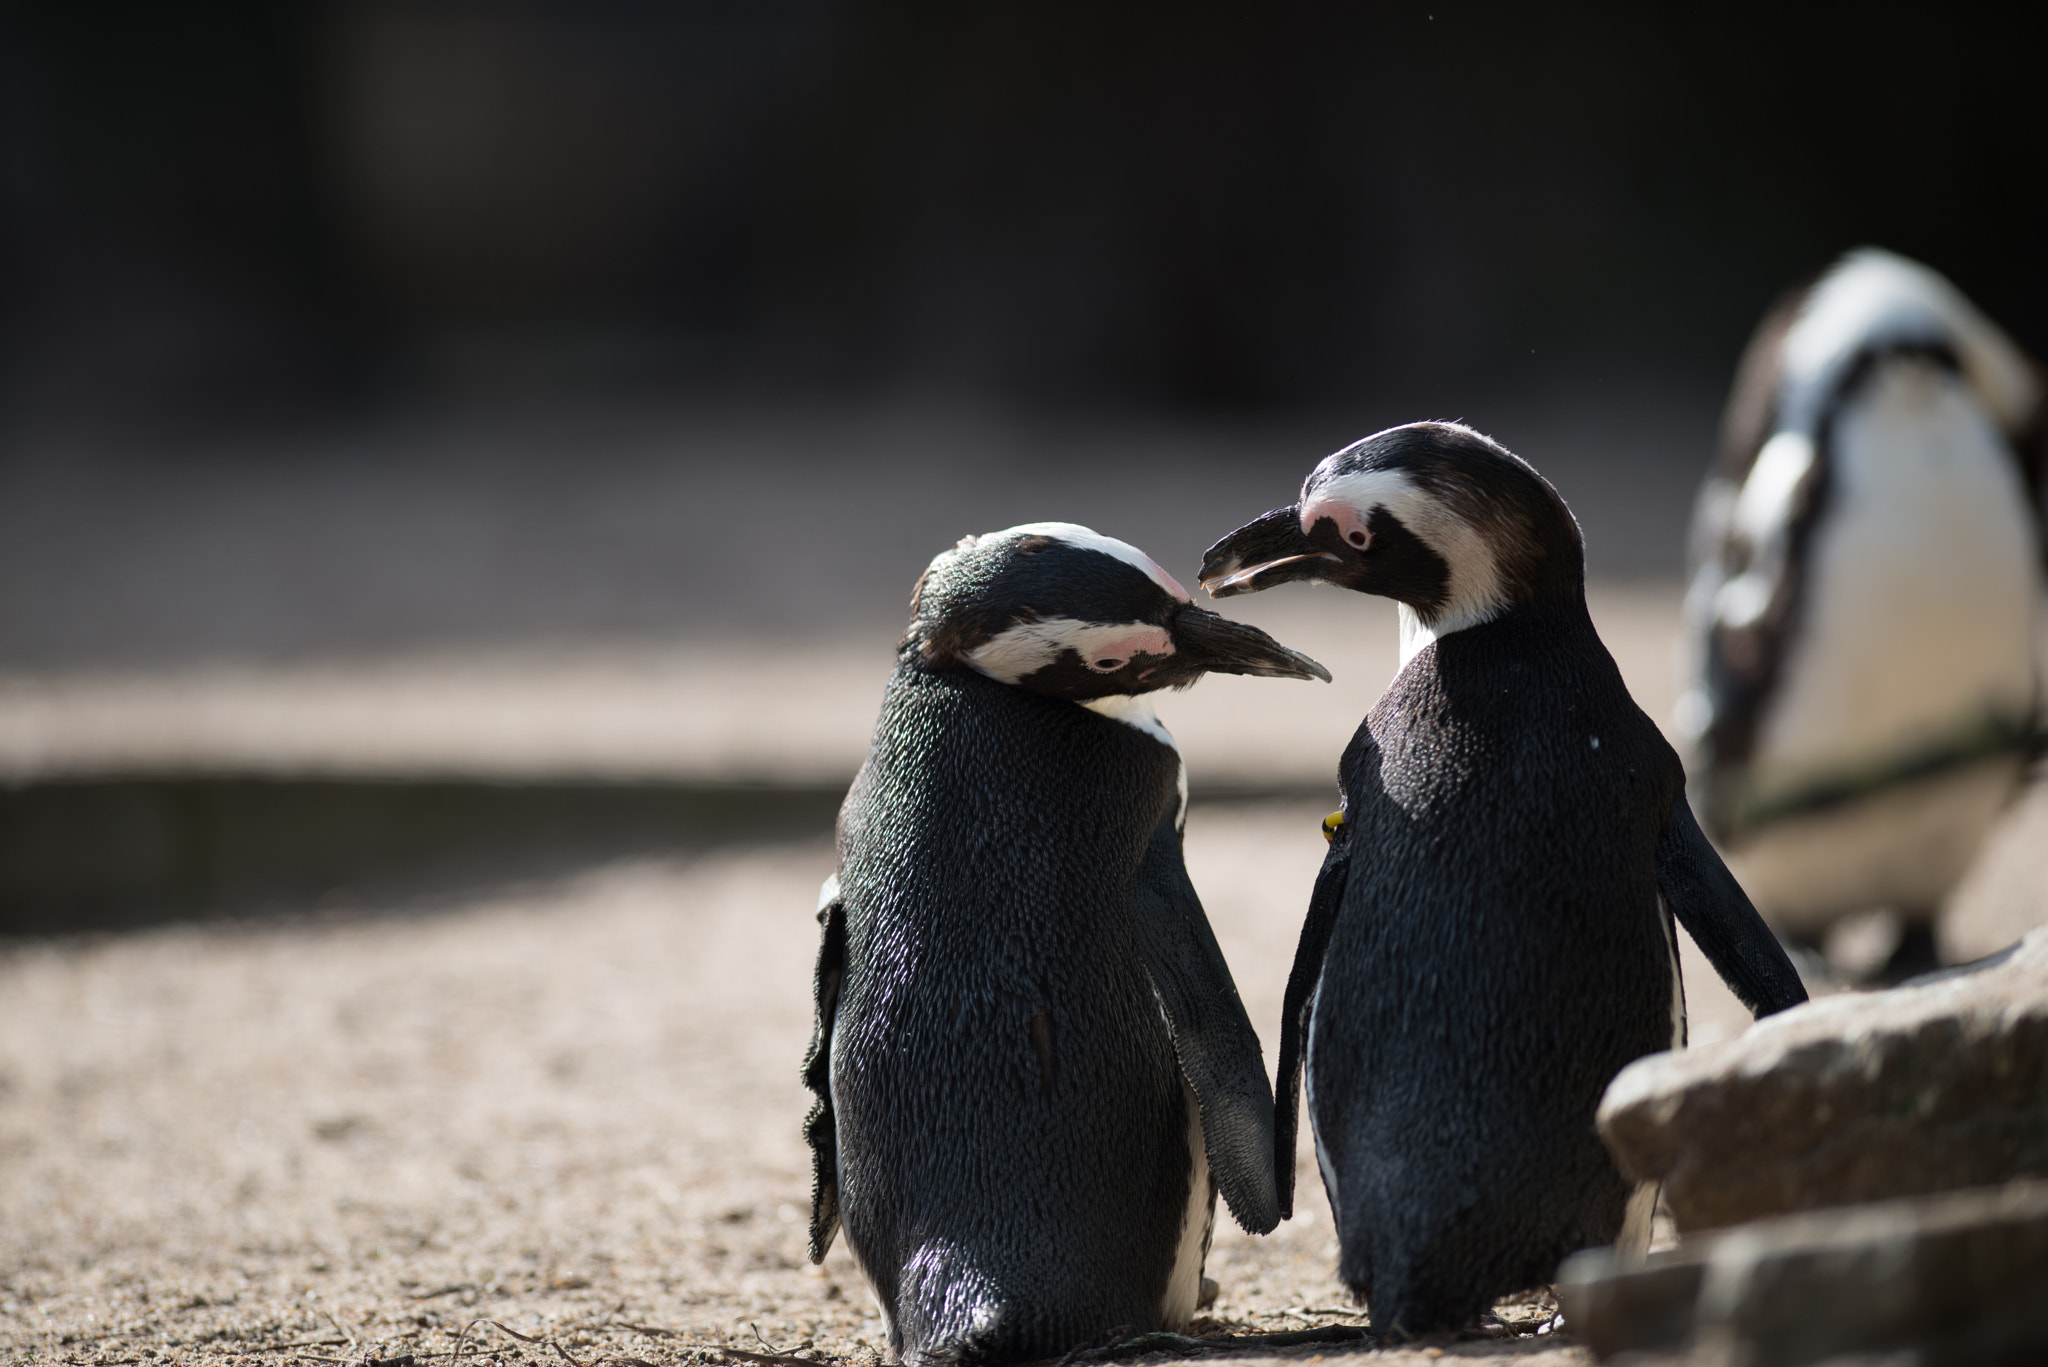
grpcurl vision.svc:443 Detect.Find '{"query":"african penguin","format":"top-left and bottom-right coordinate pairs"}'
top-left (802, 522), bottom-right (1329, 1366)
top-left (1199, 423), bottom-right (1808, 1337)
top-left (1680, 248), bottom-right (2046, 978)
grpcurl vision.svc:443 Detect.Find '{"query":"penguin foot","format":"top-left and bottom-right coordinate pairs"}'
top-left (1812, 910), bottom-right (1945, 986)
top-left (1871, 921), bottom-right (1941, 986)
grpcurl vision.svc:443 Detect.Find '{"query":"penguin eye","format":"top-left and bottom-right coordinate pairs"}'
top-left (1348, 529), bottom-right (1369, 548)
top-left (1095, 658), bottom-right (1124, 670)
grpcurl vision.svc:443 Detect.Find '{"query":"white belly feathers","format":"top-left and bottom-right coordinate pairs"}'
top-left (1750, 358), bottom-right (2040, 799)
top-left (1159, 1080), bottom-right (1214, 1329)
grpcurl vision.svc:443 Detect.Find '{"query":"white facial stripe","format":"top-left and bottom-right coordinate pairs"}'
top-left (1004, 522), bottom-right (1193, 602)
top-left (1778, 248), bottom-right (2040, 437)
top-left (964, 617), bottom-right (1173, 686)
top-left (1301, 467), bottom-right (1421, 542)
top-left (1308, 466), bottom-right (1507, 644)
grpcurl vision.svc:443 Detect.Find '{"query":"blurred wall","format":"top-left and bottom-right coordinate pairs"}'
top-left (5, 0), bottom-right (2046, 424)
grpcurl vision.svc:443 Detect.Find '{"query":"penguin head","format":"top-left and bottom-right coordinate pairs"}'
top-left (907, 522), bottom-right (1330, 700)
top-left (1197, 422), bottom-right (1585, 638)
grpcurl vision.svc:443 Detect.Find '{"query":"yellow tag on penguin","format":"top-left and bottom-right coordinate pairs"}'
top-left (1322, 809), bottom-right (1345, 843)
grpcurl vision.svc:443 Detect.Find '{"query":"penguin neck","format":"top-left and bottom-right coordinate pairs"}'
top-left (1398, 593), bottom-right (1592, 668)
top-left (1080, 692), bottom-right (1176, 751)
top-left (1394, 551), bottom-right (1560, 666)
top-left (1397, 598), bottom-right (1503, 668)
top-left (1080, 693), bottom-right (1189, 829)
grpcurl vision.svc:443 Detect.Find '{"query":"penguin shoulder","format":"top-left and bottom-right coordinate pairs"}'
top-left (1354, 607), bottom-right (1677, 812)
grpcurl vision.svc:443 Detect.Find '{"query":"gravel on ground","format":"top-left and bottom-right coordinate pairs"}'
top-left (2, 806), bottom-right (1611, 1367)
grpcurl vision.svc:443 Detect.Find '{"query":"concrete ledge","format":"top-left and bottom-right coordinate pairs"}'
top-left (1559, 1179), bottom-right (2048, 1364)
top-left (0, 772), bottom-right (1334, 933)
top-left (0, 774), bottom-right (852, 933)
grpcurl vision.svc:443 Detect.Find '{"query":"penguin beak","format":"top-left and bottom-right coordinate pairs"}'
top-left (1165, 603), bottom-right (1331, 682)
top-left (1198, 505), bottom-right (1342, 598)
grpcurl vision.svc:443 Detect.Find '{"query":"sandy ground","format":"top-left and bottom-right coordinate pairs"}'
top-left (0, 801), bottom-right (1741, 1367)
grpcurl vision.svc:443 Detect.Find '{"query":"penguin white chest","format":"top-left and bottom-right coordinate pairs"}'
top-left (1754, 360), bottom-right (2041, 788)
top-left (1158, 1080), bottom-right (1213, 1329)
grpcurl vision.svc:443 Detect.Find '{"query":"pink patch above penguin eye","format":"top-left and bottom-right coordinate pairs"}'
top-left (1075, 623), bottom-right (1174, 673)
top-left (1302, 493), bottom-right (1370, 551)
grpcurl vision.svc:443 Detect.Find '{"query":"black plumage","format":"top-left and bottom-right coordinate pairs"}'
top-left (804, 524), bottom-right (1325, 1366)
top-left (1201, 423), bottom-right (1806, 1336)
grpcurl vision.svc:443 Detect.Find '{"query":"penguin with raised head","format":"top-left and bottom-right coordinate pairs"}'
top-left (804, 522), bottom-right (1329, 1366)
top-left (1680, 248), bottom-right (2046, 980)
top-left (1198, 424), bottom-right (1808, 1337)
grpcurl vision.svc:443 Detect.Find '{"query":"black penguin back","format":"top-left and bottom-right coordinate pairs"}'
top-left (832, 663), bottom-right (1198, 1365)
top-left (1314, 604), bottom-right (1682, 1333)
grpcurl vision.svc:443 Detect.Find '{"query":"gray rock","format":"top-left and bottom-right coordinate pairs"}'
top-left (1557, 1179), bottom-right (2048, 1365)
top-left (1555, 1252), bottom-right (1705, 1360)
top-left (1598, 928), bottom-right (2048, 1231)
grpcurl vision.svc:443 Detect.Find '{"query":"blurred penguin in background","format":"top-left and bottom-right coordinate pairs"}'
top-left (1680, 249), bottom-right (2047, 980)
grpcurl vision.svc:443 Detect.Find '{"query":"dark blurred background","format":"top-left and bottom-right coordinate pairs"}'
top-left (4, 0), bottom-right (2047, 665)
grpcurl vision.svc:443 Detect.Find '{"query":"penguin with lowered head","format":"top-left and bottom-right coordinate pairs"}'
top-left (1199, 423), bottom-right (1808, 1337)
top-left (1680, 248), bottom-right (2046, 980)
top-left (804, 522), bottom-right (1329, 1366)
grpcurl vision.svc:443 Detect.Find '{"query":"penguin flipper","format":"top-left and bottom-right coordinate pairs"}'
top-left (1273, 830), bottom-right (1350, 1221)
top-left (1132, 809), bottom-right (1282, 1235)
top-left (1654, 792), bottom-right (1808, 1018)
top-left (801, 873), bottom-right (847, 1262)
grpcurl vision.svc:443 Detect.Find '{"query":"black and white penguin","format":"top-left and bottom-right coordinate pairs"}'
top-left (803, 521), bottom-right (1329, 1366)
top-left (1680, 248), bottom-right (2046, 977)
top-left (1198, 424), bottom-right (1808, 1336)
